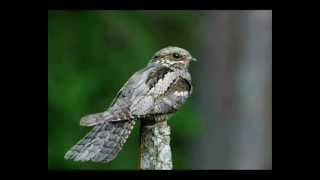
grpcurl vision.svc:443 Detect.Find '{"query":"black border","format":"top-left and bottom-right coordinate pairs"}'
top-left (46, 2), bottom-right (272, 177)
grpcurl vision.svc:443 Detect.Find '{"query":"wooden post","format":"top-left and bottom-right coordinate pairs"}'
top-left (139, 120), bottom-right (173, 170)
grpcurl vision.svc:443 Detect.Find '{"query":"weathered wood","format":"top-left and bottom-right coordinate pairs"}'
top-left (139, 121), bottom-right (173, 170)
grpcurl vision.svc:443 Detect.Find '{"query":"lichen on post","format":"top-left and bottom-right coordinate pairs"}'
top-left (139, 120), bottom-right (173, 170)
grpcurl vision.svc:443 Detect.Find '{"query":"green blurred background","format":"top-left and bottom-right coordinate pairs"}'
top-left (48, 10), bottom-right (204, 170)
top-left (48, 10), bottom-right (272, 170)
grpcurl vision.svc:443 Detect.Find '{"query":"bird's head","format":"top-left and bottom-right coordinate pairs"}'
top-left (150, 46), bottom-right (196, 69)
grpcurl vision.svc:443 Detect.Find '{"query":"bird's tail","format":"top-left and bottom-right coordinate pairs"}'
top-left (64, 120), bottom-right (136, 163)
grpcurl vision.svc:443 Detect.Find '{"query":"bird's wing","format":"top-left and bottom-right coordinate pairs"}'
top-left (129, 66), bottom-right (192, 118)
top-left (80, 64), bottom-right (164, 126)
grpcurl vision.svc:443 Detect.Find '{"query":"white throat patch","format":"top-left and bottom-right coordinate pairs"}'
top-left (173, 91), bottom-right (189, 97)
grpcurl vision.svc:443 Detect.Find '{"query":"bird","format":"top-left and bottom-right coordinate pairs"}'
top-left (64, 46), bottom-right (196, 163)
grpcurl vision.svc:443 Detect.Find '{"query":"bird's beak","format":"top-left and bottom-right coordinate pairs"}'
top-left (191, 57), bottom-right (197, 62)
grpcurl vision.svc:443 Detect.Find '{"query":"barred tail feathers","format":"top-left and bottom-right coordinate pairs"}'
top-left (64, 120), bottom-right (136, 163)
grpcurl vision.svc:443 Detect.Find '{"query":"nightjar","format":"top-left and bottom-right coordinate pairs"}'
top-left (64, 46), bottom-right (196, 163)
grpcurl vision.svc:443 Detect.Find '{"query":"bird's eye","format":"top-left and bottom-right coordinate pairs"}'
top-left (153, 55), bottom-right (159, 59)
top-left (173, 53), bottom-right (181, 59)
